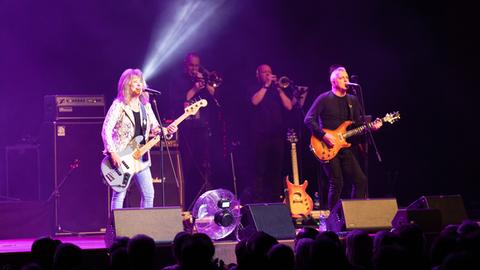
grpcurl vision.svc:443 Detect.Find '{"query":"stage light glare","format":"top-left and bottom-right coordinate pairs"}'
top-left (143, 0), bottom-right (226, 81)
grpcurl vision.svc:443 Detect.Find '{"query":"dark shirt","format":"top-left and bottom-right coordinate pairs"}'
top-left (304, 90), bottom-right (362, 139)
top-left (168, 72), bottom-right (218, 128)
top-left (132, 110), bottom-right (146, 144)
top-left (133, 110), bottom-right (142, 137)
top-left (250, 83), bottom-right (292, 138)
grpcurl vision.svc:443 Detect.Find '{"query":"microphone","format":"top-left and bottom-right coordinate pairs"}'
top-left (346, 82), bottom-right (360, 87)
top-left (143, 87), bottom-right (162, 95)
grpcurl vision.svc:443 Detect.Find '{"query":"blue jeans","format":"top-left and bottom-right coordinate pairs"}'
top-left (111, 168), bottom-right (155, 209)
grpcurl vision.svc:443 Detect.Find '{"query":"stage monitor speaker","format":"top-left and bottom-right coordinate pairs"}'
top-left (113, 207), bottom-right (183, 243)
top-left (238, 203), bottom-right (296, 241)
top-left (40, 121), bottom-right (108, 234)
top-left (407, 195), bottom-right (468, 228)
top-left (327, 198), bottom-right (398, 232)
top-left (124, 149), bottom-right (184, 209)
top-left (392, 208), bottom-right (442, 233)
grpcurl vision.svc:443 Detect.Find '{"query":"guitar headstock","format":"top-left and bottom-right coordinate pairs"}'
top-left (184, 99), bottom-right (208, 116)
top-left (383, 111), bottom-right (400, 124)
top-left (287, 129), bottom-right (298, 143)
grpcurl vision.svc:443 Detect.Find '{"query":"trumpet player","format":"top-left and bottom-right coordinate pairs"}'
top-left (249, 64), bottom-right (294, 203)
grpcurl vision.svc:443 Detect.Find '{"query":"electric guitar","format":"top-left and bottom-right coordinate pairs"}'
top-left (101, 99), bottom-right (208, 192)
top-left (310, 111), bottom-right (400, 162)
top-left (285, 129), bottom-right (314, 218)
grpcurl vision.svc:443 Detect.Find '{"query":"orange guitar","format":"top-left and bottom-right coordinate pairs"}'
top-left (310, 112), bottom-right (400, 162)
top-left (285, 129), bottom-right (313, 218)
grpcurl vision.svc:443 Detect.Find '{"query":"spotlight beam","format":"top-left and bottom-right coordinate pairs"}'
top-left (143, 0), bottom-right (226, 80)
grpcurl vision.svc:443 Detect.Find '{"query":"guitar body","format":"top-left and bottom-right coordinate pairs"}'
top-left (310, 112), bottom-right (401, 162)
top-left (310, 121), bottom-right (352, 162)
top-left (284, 129), bottom-right (314, 217)
top-left (101, 136), bottom-right (150, 193)
top-left (285, 176), bottom-right (313, 218)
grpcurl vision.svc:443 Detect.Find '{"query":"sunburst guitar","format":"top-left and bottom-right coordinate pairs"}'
top-left (101, 99), bottom-right (208, 192)
top-left (285, 129), bottom-right (313, 218)
top-left (310, 111), bottom-right (400, 162)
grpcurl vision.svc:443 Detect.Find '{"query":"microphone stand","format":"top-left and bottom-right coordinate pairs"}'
top-left (350, 84), bottom-right (382, 162)
top-left (150, 94), bottom-right (181, 207)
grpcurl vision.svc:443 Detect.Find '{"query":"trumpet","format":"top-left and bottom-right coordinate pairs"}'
top-left (277, 76), bottom-right (293, 89)
top-left (272, 76), bottom-right (293, 89)
top-left (192, 67), bottom-right (223, 88)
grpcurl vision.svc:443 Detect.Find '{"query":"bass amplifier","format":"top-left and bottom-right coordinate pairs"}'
top-left (44, 95), bottom-right (105, 121)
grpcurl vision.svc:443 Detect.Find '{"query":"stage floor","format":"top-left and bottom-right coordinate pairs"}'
top-left (0, 235), bottom-right (106, 254)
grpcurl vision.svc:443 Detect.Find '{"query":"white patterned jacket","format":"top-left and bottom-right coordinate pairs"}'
top-left (101, 99), bottom-right (160, 163)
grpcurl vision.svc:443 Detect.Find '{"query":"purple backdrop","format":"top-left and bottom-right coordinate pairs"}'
top-left (0, 0), bottom-right (477, 214)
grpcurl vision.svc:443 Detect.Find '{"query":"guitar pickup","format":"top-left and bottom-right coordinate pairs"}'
top-left (114, 168), bottom-right (121, 176)
top-left (122, 161), bottom-right (129, 169)
top-left (105, 173), bottom-right (115, 182)
top-left (122, 173), bottom-right (131, 185)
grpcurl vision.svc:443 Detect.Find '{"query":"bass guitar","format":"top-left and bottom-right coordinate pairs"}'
top-left (101, 99), bottom-right (208, 192)
top-left (310, 111), bottom-right (400, 162)
top-left (285, 129), bottom-right (314, 218)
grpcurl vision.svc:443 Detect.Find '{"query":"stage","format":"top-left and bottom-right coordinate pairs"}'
top-left (0, 234), bottom-right (294, 270)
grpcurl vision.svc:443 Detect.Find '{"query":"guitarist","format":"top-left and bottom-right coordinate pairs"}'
top-left (102, 68), bottom-right (177, 210)
top-left (304, 65), bottom-right (382, 210)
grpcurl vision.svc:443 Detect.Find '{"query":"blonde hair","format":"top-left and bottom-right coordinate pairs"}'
top-left (117, 68), bottom-right (149, 104)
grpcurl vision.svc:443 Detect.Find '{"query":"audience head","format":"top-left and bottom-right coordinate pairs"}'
top-left (180, 233), bottom-right (215, 269)
top-left (311, 237), bottom-right (350, 270)
top-left (294, 238), bottom-right (314, 270)
top-left (267, 244), bottom-right (294, 270)
top-left (31, 236), bottom-right (62, 270)
top-left (53, 243), bottom-right (83, 270)
top-left (127, 234), bottom-right (156, 270)
top-left (245, 231), bottom-right (278, 270)
top-left (346, 229), bottom-right (373, 269)
top-left (295, 227), bottom-right (319, 246)
top-left (316, 231), bottom-right (342, 249)
top-left (172, 231), bottom-right (192, 261)
top-left (234, 239), bottom-right (248, 267)
top-left (396, 223), bottom-right (426, 256)
top-left (457, 219), bottom-right (480, 237)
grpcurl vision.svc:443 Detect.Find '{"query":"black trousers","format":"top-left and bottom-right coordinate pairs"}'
top-left (321, 148), bottom-right (367, 210)
top-left (252, 135), bottom-right (285, 203)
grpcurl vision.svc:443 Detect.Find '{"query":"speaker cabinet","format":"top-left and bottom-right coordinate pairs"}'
top-left (124, 149), bottom-right (184, 209)
top-left (392, 208), bottom-right (442, 233)
top-left (5, 144), bottom-right (41, 200)
top-left (237, 203), bottom-right (296, 241)
top-left (113, 207), bottom-right (183, 243)
top-left (40, 121), bottom-right (108, 233)
top-left (327, 198), bottom-right (398, 232)
top-left (407, 195), bottom-right (468, 228)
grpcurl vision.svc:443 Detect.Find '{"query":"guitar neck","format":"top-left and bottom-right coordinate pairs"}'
top-left (136, 135), bottom-right (161, 158)
top-left (291, 143), bottom-right (300, 185)
top-left (171, 111), bottom-right (191, 127)
top-left (344, 116), bottom-right (385, 139)
top-left (135, 111), bottom-right (191, 158)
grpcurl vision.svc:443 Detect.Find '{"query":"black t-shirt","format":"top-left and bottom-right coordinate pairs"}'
top-left (249, 83), bottom-right (292, 138)
top-left (132, 110), bottom-right (146, 144)
top-left (304, 90), bottom-right (361, 139)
